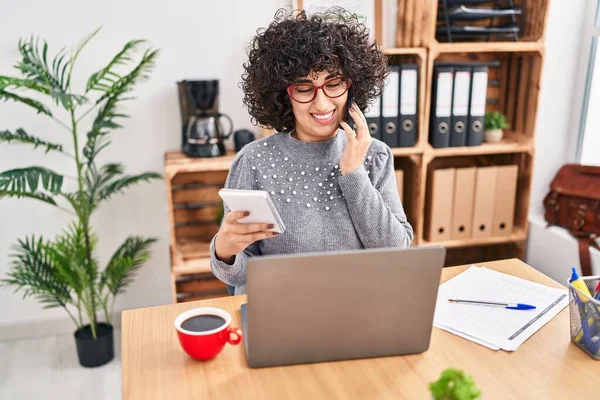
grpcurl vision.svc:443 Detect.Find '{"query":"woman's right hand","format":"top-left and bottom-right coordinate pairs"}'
top-left (214, 210), bottom-right (278, 264)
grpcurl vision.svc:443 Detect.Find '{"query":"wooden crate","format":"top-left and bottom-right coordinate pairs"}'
top-left (395, 0), bottom-right (438, 47)
top-left (444, 241), bottom-right (527, 267)
top-left (426, 0), bottom-right (550, 46)
top-left (165, 152), bottom-right (234, 303)
top-left (394, 155), bottom-right (424, 246)
top-left (421, 151), bottom-right (533, 249)
top-left (175, 273), bottom-right (228, 302)
top-left (429, 50), bottom-right (544, 151)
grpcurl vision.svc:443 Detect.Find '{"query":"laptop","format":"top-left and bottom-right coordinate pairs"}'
top-left (240, 245), bottom-right (446, 368)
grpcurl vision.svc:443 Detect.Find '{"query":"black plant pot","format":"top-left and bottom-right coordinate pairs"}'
top-left (74, 323), bottom-right (114, 368)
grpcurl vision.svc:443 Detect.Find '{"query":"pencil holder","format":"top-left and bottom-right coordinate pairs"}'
top-left (568, 276), bottom-right (600, 360)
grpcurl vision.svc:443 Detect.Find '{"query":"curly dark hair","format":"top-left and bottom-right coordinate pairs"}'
top-left (241, 7), bottom-right (390, 132)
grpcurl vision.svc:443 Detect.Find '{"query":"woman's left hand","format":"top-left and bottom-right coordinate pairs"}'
top-left (339, 102), bottom-right (372, 176)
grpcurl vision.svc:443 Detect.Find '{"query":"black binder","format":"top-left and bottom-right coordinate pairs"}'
top-left (399, 64), bottom-right (418, 147)
top-left (430, 65), bottom-right (454, 148)
top-left (381, 65), bottom-right (400, 147)
top-left (467, 65), bottom-right (488, 146)
top-left (450, 65), bottom-right (470, 147)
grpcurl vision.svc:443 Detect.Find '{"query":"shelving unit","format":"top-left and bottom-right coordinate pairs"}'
top-left (165, 0), bottom-right (550, 302)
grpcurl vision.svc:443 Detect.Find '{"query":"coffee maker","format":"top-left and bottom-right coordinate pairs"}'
top-left (177, 80), bottom-right (233, 157)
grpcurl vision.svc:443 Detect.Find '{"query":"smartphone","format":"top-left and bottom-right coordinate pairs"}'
top-left (345, 86), bottom-right (355, 130)
top-left (218, 189), bottom-right (286, 233)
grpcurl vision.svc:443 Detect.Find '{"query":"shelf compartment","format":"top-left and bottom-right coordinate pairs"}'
top-left (443, 241), bottom-right (527, 267)
top-left (421, 152), bottom-right (533, 246)
top-left (394, 155), bottom-right (423, 245)
top-left (426, 131), bottom-right (532, 157)
top-left (430, 0), bottom-right (549, 45)
top-left (385, 51), bottom-right (428, 153)
top-left (423, 227), bottom-right (527, 249)
top-left (425, 51), bottom-right (543, 151)
top-left (176, 272), bottom-right (229, 303)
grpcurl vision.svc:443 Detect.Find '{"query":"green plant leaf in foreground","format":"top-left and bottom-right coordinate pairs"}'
top-left (0, 128), bottom-right (63, 153)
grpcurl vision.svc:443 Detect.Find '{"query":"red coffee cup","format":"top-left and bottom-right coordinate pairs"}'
top-left (174, 307), bottom-right (243, 361)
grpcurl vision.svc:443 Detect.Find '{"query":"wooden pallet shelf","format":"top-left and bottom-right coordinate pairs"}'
top-left (422, 228), bottom-right (527, 249)
top-left (425, 134), bottom-right (533, 157)
top-left (383, 47), bottom-right (427, 56)
top-left (432, 41), bottom-right (544, 55)
top-left (171, 240), bottom-right (211, 276)
top-left (391, 146), bottom-right (422, 156)
top-left (165, 151), bottom-right (236, 176)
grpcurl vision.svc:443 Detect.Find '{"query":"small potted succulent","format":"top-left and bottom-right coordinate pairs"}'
top-left (429, 368), bottom-right (482, 400)
top-left (484, 111), bottom-right (509, 143)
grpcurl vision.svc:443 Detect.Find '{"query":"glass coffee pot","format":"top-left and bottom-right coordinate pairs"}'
top-left (177, 80), bottom-right (234, 158)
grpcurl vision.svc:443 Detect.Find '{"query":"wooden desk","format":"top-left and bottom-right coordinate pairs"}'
top-left (122, 259), bottom-right (598, 399)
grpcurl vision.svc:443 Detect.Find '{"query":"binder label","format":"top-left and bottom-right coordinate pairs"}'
top-left (400, 69), bottom-right (417, 116)
top-left (470, 71), bottom-right (488, 117)
top-left (364, 96), bottom-right (381, 117)
top-left (382, 70), bottom-right (399, 118)
top-left (453, 71), bottom-right (470, 117)
top-left (436, 72), bottom-right (453, 118)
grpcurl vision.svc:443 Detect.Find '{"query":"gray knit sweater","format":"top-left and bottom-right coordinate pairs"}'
top-left (210, 130), bottom-right (414, 294)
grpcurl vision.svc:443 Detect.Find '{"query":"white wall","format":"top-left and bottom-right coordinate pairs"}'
top-left (0, 0), bottom-right (288, 336)
top-left (528, 1), bottom-right (586, 218)
top-left (525, 1), bottom-right (594, 280)
top-left (528, 215), bottom-right (600, 284)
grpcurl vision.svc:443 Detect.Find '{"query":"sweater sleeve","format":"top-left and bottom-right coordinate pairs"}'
top-left (209, 153), bottom-right (261, 288)
top-left (337, 146), bottom-right (414, 248)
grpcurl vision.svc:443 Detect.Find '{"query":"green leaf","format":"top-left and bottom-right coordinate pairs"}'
top-left (15, 36), bottom-right (88, 109)
top-left (45, 223), bottom-right (99, 296)
top-left (0, 75), bottom-right (51, 95)
top-left (429, 368), bottom-right (481, 400)
top-left (83, 163), bottom-right (124, 212)
top-left (0, 87), bottom-right (53, 116)
top-left (83, 47), bottom-right (159, 165)
top-left (67, 27), bottom-right (102, 90)
top-left (101, 237), bottom-right (156, 295)
top-left (99, 171), bottom-right (161, 201)
top-left (0, 190), bottom-right (57, 206)
top-left (484, 111), bottom-right (510, 130)
top-left (0, 167), bottom-right (63, 194)
top-left (0, 236), bottom-right (73, 309)
top-left (86, 40), bottom-right (147, 94)
top-left (0, 128), bottom-right (63, 153)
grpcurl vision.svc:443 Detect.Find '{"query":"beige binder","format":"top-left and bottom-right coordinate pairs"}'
top-left (427, 168), bottom-right (456, 242)
top-left (492, 165), bottom-right (519, 236)
top-left (471, 166), bottom-right (498, 239)
top-left (451, 167), bottom-right (476, 240)
top-left (395, 170), bottom-right (404, 203)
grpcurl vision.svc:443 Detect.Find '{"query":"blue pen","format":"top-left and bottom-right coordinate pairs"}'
top-left (448, 299), bottom-right (536, 310)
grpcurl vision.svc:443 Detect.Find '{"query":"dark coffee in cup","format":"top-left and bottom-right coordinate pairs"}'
top-left (181, 315), bottom-right (226, 332)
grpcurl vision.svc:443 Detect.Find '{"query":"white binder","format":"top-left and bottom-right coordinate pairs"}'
top-left (381, 66), bottom-right (400, 147)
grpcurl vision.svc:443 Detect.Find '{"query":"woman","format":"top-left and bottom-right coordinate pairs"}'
top-left (210, 7), bottom-right (414, 295)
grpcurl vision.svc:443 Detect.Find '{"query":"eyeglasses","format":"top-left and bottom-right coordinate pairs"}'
top-left (287, 77), bottom-right (351, 103)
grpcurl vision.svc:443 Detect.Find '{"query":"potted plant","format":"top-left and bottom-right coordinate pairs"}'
top-left (429, 368), bottom-right (482, 400)
top-left (484, 111), bottom-right (509, 143)
top-left (0, 29), bottom-right (161, 367)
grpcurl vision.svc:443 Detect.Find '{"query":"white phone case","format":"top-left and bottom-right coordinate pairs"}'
top-left (218, 189), bottom-right (286, 233)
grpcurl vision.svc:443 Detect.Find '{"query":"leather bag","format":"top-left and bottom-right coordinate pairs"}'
top-left (543, 164), bottom-right (600, 276)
